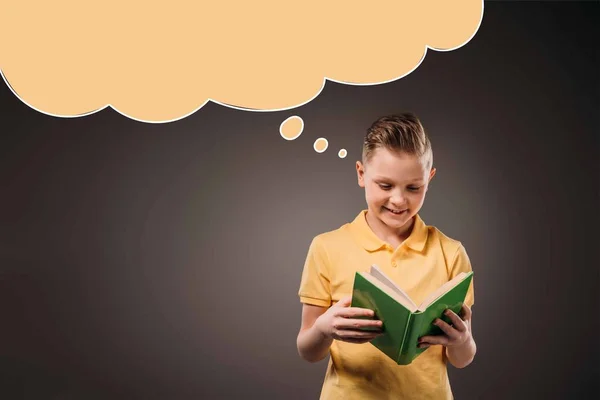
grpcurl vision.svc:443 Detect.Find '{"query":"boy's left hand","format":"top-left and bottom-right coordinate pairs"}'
top-left (418, 304), bottom-right (472, 349)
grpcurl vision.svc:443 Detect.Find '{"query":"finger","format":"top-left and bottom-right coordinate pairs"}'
top-left (419, 334), bottom-right (449, 346)
top-left (335, 317), bottom-right (383, 330)
top-left (443, 310), bottom-right (467, 333)
top-left (460, 304), bottom-right (472, 321)
top-left (336, 307), bottom-right (376, 318)
top-left (335, 329), bottom-right (383, 340)
top-left (335, 296), bottom-right (353, 307)
top-left (433, 318), bottom-right (460, 338)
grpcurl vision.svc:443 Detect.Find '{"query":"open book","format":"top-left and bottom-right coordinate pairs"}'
top-left (350, 265), bottom-right (473, 365)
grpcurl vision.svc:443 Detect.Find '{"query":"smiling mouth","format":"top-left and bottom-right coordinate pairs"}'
top-left (384, 207), bottom-right (407, 215)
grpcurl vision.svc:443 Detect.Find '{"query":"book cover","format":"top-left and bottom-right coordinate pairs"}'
top-left (351, 266), bottom-right (473, 365)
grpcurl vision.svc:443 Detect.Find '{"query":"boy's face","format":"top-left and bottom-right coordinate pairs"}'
top-left (356, 148), bottom-right (436, 232)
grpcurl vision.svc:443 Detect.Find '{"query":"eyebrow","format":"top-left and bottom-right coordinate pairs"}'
top-left (374, 177), bottom-right (424, 183)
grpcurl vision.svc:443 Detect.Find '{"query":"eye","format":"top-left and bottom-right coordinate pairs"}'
top-left (378, 183), bottom-right (392, 190)
top-left (407, 186), bottom-right (422, 192)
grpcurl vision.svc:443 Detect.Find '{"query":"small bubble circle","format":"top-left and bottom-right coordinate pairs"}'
top-left (314, 138), bottom-right (328, 153)
top-left (279, 116), bottom-right (304, 141)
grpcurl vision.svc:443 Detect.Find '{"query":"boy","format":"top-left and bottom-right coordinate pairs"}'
top-left (296, 113), bottom-right (476, 399)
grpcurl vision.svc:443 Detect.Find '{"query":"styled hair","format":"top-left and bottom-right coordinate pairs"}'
top-left (362, 113), bottom-right (433, 169)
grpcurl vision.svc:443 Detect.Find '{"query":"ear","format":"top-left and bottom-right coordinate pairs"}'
top-left (425, 167), bottom-right (436, 191)
top-left (428, 167), bottom-right (437, 182)
top-left (356, 161), bottom-right (366, 188)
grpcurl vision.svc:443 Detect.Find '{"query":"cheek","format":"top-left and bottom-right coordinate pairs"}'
top-left (409, 192), bottom-right (426, 205)
top-left (365, 186), bottom-right (387, 205)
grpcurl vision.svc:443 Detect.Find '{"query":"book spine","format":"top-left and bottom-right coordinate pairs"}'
top-left (397, 312), bottom-right (424, 365)
top-left (393, 312), bottom-right (413, 364)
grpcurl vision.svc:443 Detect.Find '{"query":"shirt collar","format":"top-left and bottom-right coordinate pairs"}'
top-left (350, 210), bottom-right (429, 252)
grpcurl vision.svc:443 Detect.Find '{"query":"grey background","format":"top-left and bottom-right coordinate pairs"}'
top-left (1, 2), bottom-right (598, 399)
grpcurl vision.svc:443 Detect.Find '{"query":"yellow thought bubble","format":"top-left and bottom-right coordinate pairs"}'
top-left (0, 1), bottom-right (484, 123)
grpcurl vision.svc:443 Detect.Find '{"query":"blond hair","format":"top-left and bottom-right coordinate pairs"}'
top-left (362, 113), bottom-right (433, 169)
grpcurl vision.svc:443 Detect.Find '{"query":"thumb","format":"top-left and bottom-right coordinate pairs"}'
top-left (336, 295), bottom-right (353, 308)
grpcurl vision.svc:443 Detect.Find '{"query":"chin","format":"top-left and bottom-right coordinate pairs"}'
top-left (377, 209), bottom-right (411, 228)
top-left (384, 216), bottom-right (410, 229)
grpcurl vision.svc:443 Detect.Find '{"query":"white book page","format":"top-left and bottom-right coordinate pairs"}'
top-left (359, 272), bottom-right (418, 313)
top-left (369, 265), bottom-right (418, 310)
top-left (417, 272), bottom-right (469, 311)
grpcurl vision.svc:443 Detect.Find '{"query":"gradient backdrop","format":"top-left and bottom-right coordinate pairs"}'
top-left (1, 2), bottom-right (598, 399)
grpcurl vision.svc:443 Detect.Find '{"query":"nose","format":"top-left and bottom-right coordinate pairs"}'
top-left (389, 189), bottom-right (406, 207)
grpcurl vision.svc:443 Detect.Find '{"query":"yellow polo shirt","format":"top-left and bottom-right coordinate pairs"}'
top-left (298, 210), bottom-right (475, 400)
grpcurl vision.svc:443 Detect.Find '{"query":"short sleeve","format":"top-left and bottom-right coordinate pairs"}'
top-left (298, 236), bottom-right (332, 307)
top-left (450, 243), bottom-right (475, 308)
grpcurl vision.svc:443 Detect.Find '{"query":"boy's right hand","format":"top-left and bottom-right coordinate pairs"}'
top-left (314, 295), bottom-right (383, 344)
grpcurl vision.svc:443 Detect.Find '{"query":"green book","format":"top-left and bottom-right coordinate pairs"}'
top-left (351, 265), bottom-right (473, 365)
